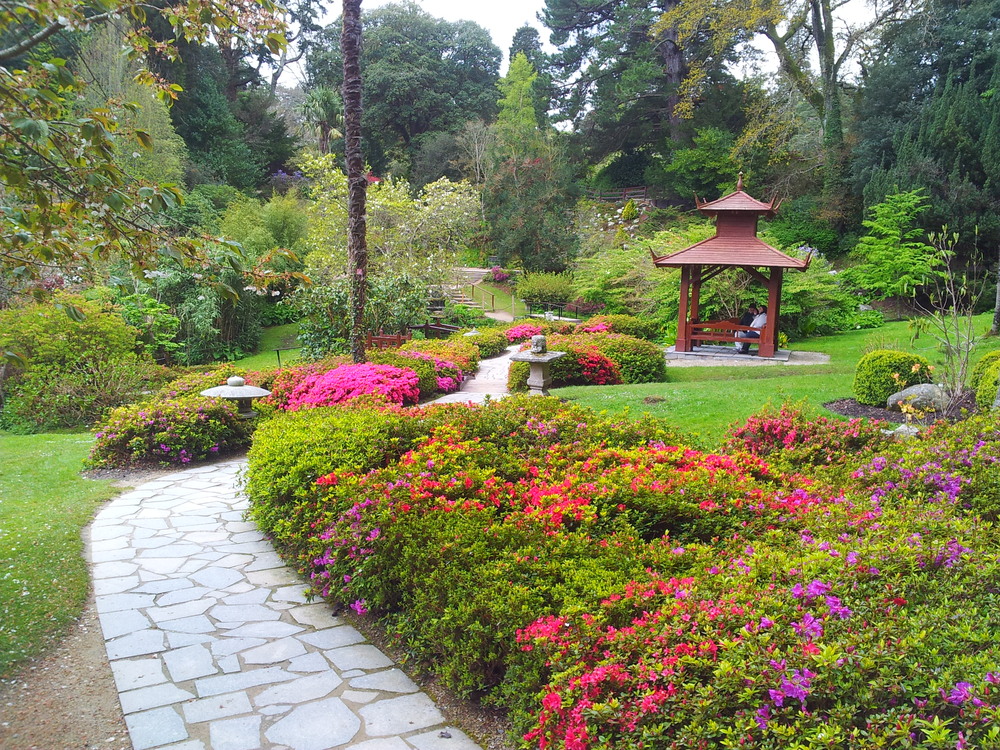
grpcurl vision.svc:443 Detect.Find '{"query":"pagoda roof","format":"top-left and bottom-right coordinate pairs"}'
top-left (694, 174), bottom-right (779, 217)
top-left (651, 235), bottom-right (810, 269)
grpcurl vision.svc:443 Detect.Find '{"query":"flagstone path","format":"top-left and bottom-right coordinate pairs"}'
top-left (90, 460), bottom-right (483, 750)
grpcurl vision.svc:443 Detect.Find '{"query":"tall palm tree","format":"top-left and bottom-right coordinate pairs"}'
top-left (342, 0), bottom-right (367, 363)
top-left (300, 87), bottom-right (343, 155)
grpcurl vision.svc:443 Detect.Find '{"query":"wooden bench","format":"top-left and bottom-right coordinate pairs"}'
top-left (409, 322), bottom-right (461, 340)
top-left (689, 318), bottom-right (766, 349)
top-left (366, 331), bottom-right (412, 350)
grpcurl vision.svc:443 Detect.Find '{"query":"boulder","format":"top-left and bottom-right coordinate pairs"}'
top-left (886, 383), bottom-right (948, 413)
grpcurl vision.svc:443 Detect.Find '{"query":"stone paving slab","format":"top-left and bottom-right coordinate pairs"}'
top-left (90, 460), bottom-right (484, 750)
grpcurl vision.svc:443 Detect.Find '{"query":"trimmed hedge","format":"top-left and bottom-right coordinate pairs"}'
top-left (577, 314), bottom-right (661, 341)
top-left (399, 339), bottom-right (480, 373)
top-left (461, 327), bottom-right (510, 358)
top-left (852, 349), bottom-right (933, 406)
top-left (975, 359), bottom-right (1000, 410)
top-left (970, 350), bottom-right (1000, 391)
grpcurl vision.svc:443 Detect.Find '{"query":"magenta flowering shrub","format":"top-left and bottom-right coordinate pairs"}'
top-left (284, 363), bottom-right (421, 410)
top-left (505, 323), bottom-right (545, 343)
top-left (89, 398), bottom-right (250, 467)
top-left (487, 266), bottom-right (512, 284)
top-left (246, 396), bottom-right (1000, 748)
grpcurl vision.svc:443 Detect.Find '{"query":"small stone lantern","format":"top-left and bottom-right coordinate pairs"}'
top-left (200, 376), bottom-right (271, 418)
top-left (510, 334), bottom-right (567, 396)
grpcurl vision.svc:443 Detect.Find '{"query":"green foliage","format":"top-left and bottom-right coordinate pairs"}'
top-left (306, 2), bottom-right (501, 177)
top-left (581, 314), bottom-right (662, 340)
top-left (368, 352), bottom-right (437, 400)
top-left (0, 294), bottom-right (158, 431)
top-left (974, 360), bottom-right (1000, 410)
top-left (485, 56), bottom-right (579, 272)
top-left (461, 328), bottom-right (510, 358)
top-left (294, 274), bottom-right (429, 359)
top-left (115, 292), bottom-right (182, 362)
top-left (970, 350), bottom-right (1000, 391)
top-left (244, 402), bottom-right (438, 535)
top-left (653, 127), bottom-right (739, 200)
top-left (764, 197), bottom-right (840, 256)
top-left (854, 0), bottom-right (1000, 257)
top-left (620, 199), bottom-right (639, 222)
top-left (399, 339), bottom-right (480, 373)
top-left (301, 156), bottom-right (480, 286)
top-left (853, 349), bottom-right (934, 406)
top-left (585, 334), bottom-right (667, 383)
top-left (845, 190), bottom-right (942, 303)
top-left (515, 272), bottom-right (576, 306)
top-left (509, 333), bottom-right (665, 390)
top-left (88, 398), bottom-right (251, 468)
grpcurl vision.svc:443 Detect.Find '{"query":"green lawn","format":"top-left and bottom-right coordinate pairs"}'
top-left (0, 432), bottom-right (117, 677)
top-left (476, 282), bottom-right (528, 318)
top-left (555, 315), bottom-right (1000, 445)
top-left (231, 322), bottom-right (302, 370)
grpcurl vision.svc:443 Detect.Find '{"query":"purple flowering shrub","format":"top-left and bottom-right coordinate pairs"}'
top-left (89, 398), bottom-right (250, 467)
top-left (487, 266), bottom-right (511, 284)
top-left (246, 396), bottom-right (1000, 748)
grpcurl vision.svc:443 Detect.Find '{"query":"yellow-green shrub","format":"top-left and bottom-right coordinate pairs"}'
top-left (852, 349), bottom-right (933, 406)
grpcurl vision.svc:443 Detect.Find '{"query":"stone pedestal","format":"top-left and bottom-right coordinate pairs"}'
top-left (510, 351), bottom-right (566, 396)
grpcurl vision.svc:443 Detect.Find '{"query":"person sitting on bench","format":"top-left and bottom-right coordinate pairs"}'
top-left (738, 304), bottom-right (758, 327)
top-left (736, 306), bottom-right (767, 354)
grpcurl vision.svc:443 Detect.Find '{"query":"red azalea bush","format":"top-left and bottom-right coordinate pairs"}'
top-left (283, 362), bottom-right (421, 410)
top-left (245, 398), bottom-right (1000, 749)
top-left (723, 403), bottom-right (890, 470)
top-left (508, 339), bottom-right (622, 391)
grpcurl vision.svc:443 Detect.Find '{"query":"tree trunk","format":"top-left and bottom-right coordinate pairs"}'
top-left (657, 0), bottom-right (686, 142)
top-left (342, 0), bottom-right (368, 364)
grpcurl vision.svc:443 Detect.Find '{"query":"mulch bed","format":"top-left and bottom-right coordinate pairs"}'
top-left (824, 390), bottom-right (979, 425)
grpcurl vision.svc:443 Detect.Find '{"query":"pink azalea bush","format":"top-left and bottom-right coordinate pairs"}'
top-left (284, 363), bottom-right (421, 410)
top-left (396, 350), bottom-right (465, 394)
top-left (505, 323), bottom-right (545, 343)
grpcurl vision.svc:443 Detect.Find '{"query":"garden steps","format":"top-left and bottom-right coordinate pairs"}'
top-left (90, 462), bottom-right (483, 750)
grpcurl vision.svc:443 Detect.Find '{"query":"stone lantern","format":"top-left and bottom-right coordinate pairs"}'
top-left (510, 335), bottom-right (566, 396)
top-left (200, 376), bottom-right (271, 418)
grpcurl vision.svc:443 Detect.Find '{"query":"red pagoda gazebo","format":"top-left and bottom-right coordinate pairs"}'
top-left (651, 175), bottom-right (810, 358)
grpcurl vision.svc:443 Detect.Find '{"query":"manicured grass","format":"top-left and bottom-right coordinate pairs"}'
top-left (555, 315), bottom-right (1000, 446)
top-left (0, 432), bottom-right (117, 677)
top-left (231, 322), bottom-right (302, 370)
top-left (476, 282), bottom-right (528, 318)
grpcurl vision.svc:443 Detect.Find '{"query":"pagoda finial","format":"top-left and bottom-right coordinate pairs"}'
top-left (736, 171), bottom-right (744, 191)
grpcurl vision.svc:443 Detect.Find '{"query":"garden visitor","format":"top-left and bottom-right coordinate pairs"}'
top-left (738, 305), bottom-right (759, 327)
top-left (736, 306), bottom-right (767, 354)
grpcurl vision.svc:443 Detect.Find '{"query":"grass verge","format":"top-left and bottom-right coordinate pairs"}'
top-left (0, 432), bottom-right (117, 677)
top-left (555, 316), bottom-right (1000, 445)
top-left (231, 322), bottom-right (302, 370)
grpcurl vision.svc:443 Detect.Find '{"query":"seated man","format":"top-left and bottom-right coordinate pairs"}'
top-left (738, 304), bottom-right (758, 327)
top-left (736, 306), bottom-right (767, 354)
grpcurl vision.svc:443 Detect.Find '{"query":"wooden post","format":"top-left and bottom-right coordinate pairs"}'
top-left (676, 266), bottom-right (691, 352)
top-left (760, 268), bottom-right (783, 357)
top-left (689, 264), bottom-right (701, 324)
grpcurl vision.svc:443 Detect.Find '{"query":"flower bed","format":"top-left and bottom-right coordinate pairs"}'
top-left (245, 398), bottom-right (1000, 748)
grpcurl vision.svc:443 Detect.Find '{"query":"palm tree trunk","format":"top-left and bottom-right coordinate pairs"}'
top-left (342, 0), bottom-right (367, 363)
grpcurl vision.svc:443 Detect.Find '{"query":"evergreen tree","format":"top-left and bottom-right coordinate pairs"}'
top-left (484, 54), bottom-right (578, 272)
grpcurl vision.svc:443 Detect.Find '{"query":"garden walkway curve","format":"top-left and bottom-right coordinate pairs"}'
top-left (90, 460), bottom-right (484, 750)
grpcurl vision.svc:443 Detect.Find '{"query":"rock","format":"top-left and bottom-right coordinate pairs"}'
top-left (886, 383), bottom-right (948, 413)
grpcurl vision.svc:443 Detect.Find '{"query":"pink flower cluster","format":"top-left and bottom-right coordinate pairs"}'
top-left (506, 323), bottom-right (544, 343)
top-left (397, 350), bottom-right (465, 394)
top-left (284, 363), bottom-right (421, 410)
